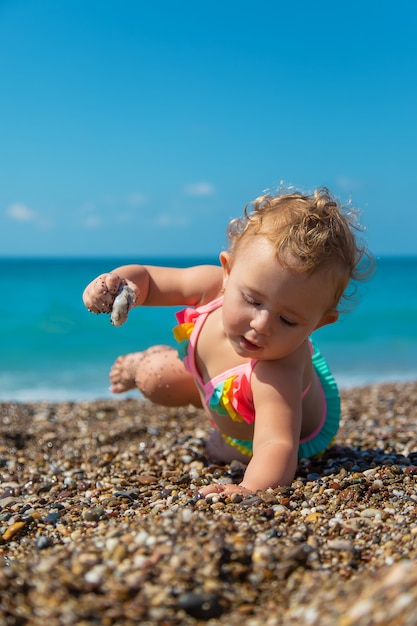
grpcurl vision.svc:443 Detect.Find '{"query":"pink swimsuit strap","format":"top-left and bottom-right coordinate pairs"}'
top-left (180, 296), bottom-right (224, 384)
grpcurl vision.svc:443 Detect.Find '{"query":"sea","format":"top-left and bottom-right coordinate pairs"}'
top-left (1, 256), bottom-right (416, 402)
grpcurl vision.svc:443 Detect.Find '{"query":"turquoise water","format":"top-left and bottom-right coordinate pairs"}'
top-left (1, 256), bottom-right (416, 401)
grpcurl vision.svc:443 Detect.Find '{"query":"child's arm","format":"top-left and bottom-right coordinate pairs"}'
top-left (200, 360), bottom-right (302, 497)
top-left (83, 264), bottom-right (223, 314)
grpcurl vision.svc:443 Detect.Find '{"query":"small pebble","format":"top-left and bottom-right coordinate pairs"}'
top-left (178, 592), bottom-right (224, 619)
top-left (82, 507), bottom-right (105, 522)
top-left (36, 535), bottom-right (53, 550)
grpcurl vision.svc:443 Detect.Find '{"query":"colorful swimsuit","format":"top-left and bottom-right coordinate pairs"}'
top-left (173, 296), bottom-right (340, 459)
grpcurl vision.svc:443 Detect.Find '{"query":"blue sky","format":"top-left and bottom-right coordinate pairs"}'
top-left (1, 0), bottom-right (416, 258)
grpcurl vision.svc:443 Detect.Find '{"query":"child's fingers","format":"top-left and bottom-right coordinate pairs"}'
top-left (103, 272), bottom-right (124, 295)
top-left (199, 483), bottom-right (225, 497)
top-left (83, 273), bottom-right (124, 314)
top-left (199, 483), bottom-right (253, 499)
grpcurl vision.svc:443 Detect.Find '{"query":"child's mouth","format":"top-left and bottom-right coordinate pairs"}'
top-left (240, 336), bottom-right (261, 351)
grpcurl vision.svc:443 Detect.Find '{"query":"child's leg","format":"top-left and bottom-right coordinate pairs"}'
top-left (205, 430), bottom-right (250, 465)
top-left (110, 345), bottom-right (202, 407)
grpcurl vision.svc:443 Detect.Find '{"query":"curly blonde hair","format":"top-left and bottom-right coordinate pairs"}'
top-left (227, 187), bottom-right (372, 310)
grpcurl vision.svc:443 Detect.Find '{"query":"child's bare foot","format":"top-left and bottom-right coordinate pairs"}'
top-left (109, 353), bottom-right (144, 393)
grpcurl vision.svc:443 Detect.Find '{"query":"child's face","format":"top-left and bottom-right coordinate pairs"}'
top-left (220, 236), bottom-right (339, 361)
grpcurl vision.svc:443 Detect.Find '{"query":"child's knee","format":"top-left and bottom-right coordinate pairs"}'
top-left (206, 430), bottom-right (250, 465)
top-left (134, 353), bottom-right (166, 400)
top-left (134, 347), bottom-right (194, 405)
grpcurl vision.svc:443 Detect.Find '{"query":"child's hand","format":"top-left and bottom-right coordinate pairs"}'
top-left (83, 273), bottom-right (134, 314)
top-left (199, 483), bottom-right (254, 499)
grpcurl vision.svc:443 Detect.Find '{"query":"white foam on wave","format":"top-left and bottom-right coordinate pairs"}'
top-left (1, 374), bottom-right (417, 403)
top-left (335, 371), bottom-right (417, 389)
top-left (0, 386), bottom-right (140, 403)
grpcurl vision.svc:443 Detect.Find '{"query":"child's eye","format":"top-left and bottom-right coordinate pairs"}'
top-left (280, 316), bottom-right (297, 327)
top-left (243, 294), bottom-right (261, 307)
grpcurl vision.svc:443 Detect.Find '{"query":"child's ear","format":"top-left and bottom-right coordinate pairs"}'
top-left (219, 251), bottom-right (232, 288)
top-left (314, 310), bottom-right (339, 330)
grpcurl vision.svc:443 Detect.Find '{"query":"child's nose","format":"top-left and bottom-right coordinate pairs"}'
top-left (250, 310), bottom-right (272, 335)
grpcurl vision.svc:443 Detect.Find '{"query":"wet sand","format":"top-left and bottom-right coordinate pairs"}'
top-left (1, 381), bottom-right (417, 625)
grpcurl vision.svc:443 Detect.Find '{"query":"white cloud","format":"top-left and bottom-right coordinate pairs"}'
top-left (114, 211), bottom-right (135, 224)
top-left (79, 201), bottom-right (96, 212)
top-left (83, 215), bottom-right (101, 228)
top-left (335, 176), bottom-right (363, 192)
top-left (184, 182), bottom-right (215, 197)
top-left (6, 203), bottom-right (37, 222)
top-left (156, 214), bottom-right (189, 228)
top-left (127, 192), bottom-right (147, 206)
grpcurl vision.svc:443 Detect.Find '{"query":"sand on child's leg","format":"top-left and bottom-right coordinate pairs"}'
top-left (110, 345), bottom-right (202, 407)
top-left (110, 352), bottom-right (149, 393)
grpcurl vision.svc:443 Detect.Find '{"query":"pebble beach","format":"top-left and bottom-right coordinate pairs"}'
top-left (1, 381), bottom-right (417, 625)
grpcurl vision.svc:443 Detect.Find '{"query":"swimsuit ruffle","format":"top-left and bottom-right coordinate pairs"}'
top-left (297, 340), bottom-right (340, 459)
top-left (207, 374), bottom-right (253, 423)
top-left (220, 434), bottom-right (253, 456)
top-left (173, 307), bottom-right (198, 370)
